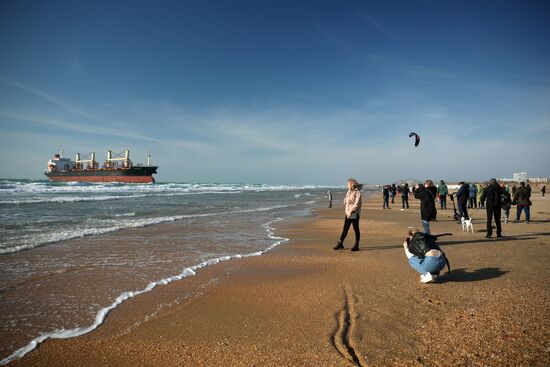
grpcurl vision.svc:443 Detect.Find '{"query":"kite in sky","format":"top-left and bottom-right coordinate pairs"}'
top-left (409, 132), bottom-right (420, 147)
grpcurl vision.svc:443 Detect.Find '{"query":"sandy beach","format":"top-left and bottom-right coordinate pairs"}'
top-left (8, 192), bottom-right (550, 367)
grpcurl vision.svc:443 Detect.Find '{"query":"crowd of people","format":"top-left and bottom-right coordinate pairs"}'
top-left (331, 177), bottom-right (541, 283)
top-left (378, 179), bottom-right (535, 225)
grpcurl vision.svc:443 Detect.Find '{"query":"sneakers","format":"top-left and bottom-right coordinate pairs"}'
top-left (350, 245), bottom-right (359, 252)
top-left (420, 272), bottom-right (435, 283)
top-left (333, 243), bottom-right (344, 250)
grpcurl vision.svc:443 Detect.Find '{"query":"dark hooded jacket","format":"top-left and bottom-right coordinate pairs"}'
top-left (414, 186), bottom-right (437, 221)
top-left (480, 181), bottom-right (502, 208)
top-left (456, 183), bottom-right (470, 206)
top-left (514, 185), bottom-right (531, 206)
top-left (400, 183), bottom-right (409, 198)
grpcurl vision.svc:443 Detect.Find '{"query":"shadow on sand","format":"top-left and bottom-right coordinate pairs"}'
top-left (359, 232), bottom-right (548, 252)
top-left (438, 267), bottom-right (509, 283)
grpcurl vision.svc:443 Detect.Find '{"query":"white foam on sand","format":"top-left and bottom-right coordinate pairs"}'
top-left (0, 218), bottom-right (289, 365)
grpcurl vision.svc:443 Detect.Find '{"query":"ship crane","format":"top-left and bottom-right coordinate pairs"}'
top-left (105, 149), bottom-right (132, 169)
top-left (75, 152), bottom-right (97, 170)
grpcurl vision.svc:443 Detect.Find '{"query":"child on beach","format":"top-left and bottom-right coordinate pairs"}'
top-left (334, 178), bottom-right (362, 251)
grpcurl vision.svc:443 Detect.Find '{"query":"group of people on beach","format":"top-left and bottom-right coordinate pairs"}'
top-left (332, 177), bottom-right (539, 283)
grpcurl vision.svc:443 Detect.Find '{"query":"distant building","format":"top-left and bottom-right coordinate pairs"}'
top-left (498, 172), bottom-right (548, 183)
top-left (513, 172), bottom-right (527, 182)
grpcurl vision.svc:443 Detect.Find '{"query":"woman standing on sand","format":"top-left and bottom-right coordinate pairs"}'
top-left (334, 178), bottom-right (363, 252)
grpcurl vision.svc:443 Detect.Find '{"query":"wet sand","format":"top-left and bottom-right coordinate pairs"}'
top-left (9, 193), bottom-right (550, 366)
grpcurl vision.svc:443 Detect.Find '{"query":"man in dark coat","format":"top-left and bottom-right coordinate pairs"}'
top-left (514, 182), bottom-right (531, 223)
top-left (414, 180), bottom-right (437, 234)
top-left (400, 183), bottom-right (410, 209)
top-left (456, 182), bottom-right (470, 219)
top-left (480, 178), bottom-right (502, 238)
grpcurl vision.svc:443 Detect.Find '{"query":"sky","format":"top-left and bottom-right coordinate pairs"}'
top-left (1, 0), bottom-right (549, 184)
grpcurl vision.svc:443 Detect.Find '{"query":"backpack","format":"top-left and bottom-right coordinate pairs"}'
top-left (501, 190), bottom-right (511, 210)
top-left (408, 232), bottom-right (451, 273)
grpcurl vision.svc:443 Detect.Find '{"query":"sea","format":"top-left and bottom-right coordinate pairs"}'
top-left (0, 179), bottom-right (335, 364)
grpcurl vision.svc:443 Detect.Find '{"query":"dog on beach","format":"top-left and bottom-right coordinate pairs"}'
top-left (461, 217), bottom-right (474, 233)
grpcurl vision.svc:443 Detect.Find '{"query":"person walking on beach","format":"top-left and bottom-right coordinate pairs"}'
top-left (468, 184), bottom-right (478, 209)
top-left (414, 181), bottom-right (437, 235)
top-left (480, 178), bottom-right (503, 238)
top-left (334, 178), bottom-right (362, 251)
top-left (437, 180), bottom-right (448, 209)
top-left (513, 182), bottom-right (531, 223)
top-left (391, 184), bottom-right (397, 204)
top-left (500, 183), bottom-right (512, 223)
top-left (327, 190), bottom-right (333, 208)
top-left (456, 182), bottom-right (470, 219)
top-left (383, 185), bottom-right (390, 209)
top-left (542, 186), bottom-right (546, 197)
top-left (400, 183), bottom-right (410, 210)
top-left (477, 184), bottom-right (486, 209)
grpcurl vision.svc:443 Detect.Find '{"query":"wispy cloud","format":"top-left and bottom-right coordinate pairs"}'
top-left (0, 77), bottom-right (92, 117)
top-left (356, 10), bottom-right (400, 43)
top-left (0, 109), bottom-right (211, 152)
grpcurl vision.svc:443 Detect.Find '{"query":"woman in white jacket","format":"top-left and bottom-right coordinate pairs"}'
top-left (334, 178), bottom-right (363, 252)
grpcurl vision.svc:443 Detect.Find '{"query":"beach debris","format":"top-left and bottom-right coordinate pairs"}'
top-left (409, 132), bottom-right (420, 147)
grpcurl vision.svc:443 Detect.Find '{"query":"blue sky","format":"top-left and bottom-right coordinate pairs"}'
top-left (1, 0), bottom-right (549, 184)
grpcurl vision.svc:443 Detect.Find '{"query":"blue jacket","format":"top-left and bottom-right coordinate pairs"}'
top-left (468, 185), bottom-right (478, 198)
top-left (457, 184), bottom-right (470, 205)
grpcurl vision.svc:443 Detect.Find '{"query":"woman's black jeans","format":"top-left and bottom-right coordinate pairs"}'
top-left (339, 216), bottom-right (360, 246)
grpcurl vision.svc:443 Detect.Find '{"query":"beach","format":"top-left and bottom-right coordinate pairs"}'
top-left (6, 191), bottom-right (550, 366)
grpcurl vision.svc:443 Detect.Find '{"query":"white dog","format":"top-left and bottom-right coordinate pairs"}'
top-left (461, 217), bottom-right (474, 233)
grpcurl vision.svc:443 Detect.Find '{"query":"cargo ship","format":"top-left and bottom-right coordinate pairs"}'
top-left (44, 149), bottom-right (158, 183)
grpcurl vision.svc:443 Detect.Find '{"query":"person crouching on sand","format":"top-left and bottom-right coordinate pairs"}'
top-left (334, 178), bottom-right (362, 251)
top-left (403, 229), bottom-right (448, 283)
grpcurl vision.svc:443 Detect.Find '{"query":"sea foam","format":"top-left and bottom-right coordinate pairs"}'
top-left (0, 205), bottom-right (290, 255)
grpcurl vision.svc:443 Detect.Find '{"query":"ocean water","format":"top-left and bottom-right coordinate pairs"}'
top-left (0, 179), bottom-right (333, 364)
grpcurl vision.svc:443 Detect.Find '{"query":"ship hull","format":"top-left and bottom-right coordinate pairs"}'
top-left (44, 167), bottom-right (158, 183)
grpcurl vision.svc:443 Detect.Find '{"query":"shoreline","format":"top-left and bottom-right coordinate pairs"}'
top-left (0, 215), bottom-right (298, 366)
top-left (7, 192), bottom-right (550, 366)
